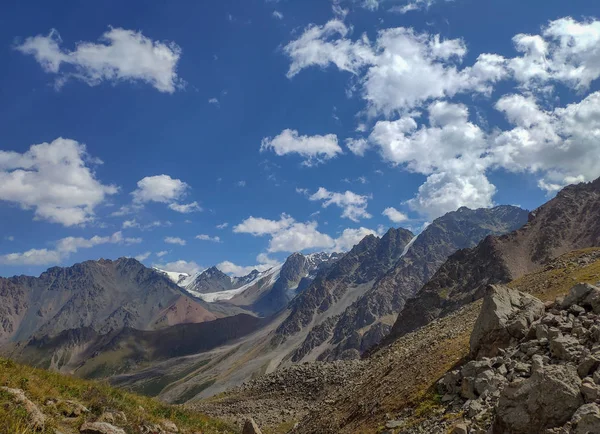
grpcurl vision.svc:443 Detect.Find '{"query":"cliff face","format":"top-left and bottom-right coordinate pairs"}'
top-left (390, 178), bottom-right (600, 341)
top-left (0, 257), bottom-right (218, 344)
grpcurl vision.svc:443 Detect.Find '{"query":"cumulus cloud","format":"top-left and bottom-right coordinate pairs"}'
top-left (260, 129), bottom-right (342, 165)
top-left (233, 214), bottom-right (295, 236)
top-left (164, 236), bottom-right (186, 246)
top-left (154, 259), bottom-right (202, 275)
top-left (217, 253), bottom-right (280, 277)
top-left (168, 202), bottom-right (202, 213)
top-left (272, 11), bottom-right (284, 19)
top-left (332, 227), bottom-right (381, 251)
top-left (131, 175), bottom-right (200, 213)
top-left (15, 27), bottom-right (183, 92)
top-left (308, 187), bottom-right (372, 221)
top-left (196, 234), bottom-right (221, 243)
top-left (0, 231), bottom-right (141, 266)
top-left (268, 221), bottom-right (335, 252)
top-left (345, 138), bottom-right (370, 156)
top-left (382, 207), bottom-right (408, 223)
top-left (284, 20), bottom-right (507, 114)
top-left (0, 137), bottom-right (117, 226)
top-left (233, 212), bottom-right (383, 254)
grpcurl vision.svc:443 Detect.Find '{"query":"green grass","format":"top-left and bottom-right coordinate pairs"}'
top-left (0, 357), bottom-right (235, 434)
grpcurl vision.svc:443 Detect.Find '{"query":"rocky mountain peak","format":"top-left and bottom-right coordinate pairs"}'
top-left (390, 177), bottom-right (600, 341)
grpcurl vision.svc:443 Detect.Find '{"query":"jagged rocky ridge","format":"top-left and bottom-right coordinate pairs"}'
top-left (390, 177), bottom-right (600, 342)
top-left (276, 206), bottom-right (528, 362)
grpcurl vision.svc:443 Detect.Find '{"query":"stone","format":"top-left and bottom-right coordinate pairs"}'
top-left (385, 420), bottom-right (402, 429)
top-left (463, 399), bottom-right (484, 418)
top-left (581, 379), bottom-right (600, 403)
top-left (451, 422), bottom-right (468, 434)
top-left (562, 283), bottom-right (600, 312)
top-left (0, 387), bottom-right (45, 430)
top-left (79, 422), bottom-right (126, 434)
top-left (493, 364), bottom-right (583, 433)
top-left (578, 356), bottom-right (600, 378)
top-left (572, 403), bottom-right (600, 434)
top-left (550, 334), bottom-right (582, 361)
top-left (97, 411), bottom-right (127, 425)
top-left (242, 418), bottom-right (263, 434)
top-left (161, 420), bottom-right (179, 433)
top-left (58, 400), bottom-right (89, 417)
top-left (470, 285), bottom-right (545, 358)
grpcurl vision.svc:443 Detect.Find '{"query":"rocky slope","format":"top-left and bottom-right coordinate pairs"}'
top-left (299, 206), bottom-right (528, 361)
top-left (273, 248), bottom-right (600, 433)
top-left (391, 281), bottom-right (600, 433)
top-left (0, 257), bottom-right (220, 345)
top-left (390, 177), bottom-right (600, 342)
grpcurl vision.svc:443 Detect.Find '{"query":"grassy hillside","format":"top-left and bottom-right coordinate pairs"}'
top-left (0, 357), bottom-right (235, 434)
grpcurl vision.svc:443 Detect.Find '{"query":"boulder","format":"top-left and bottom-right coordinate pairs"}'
top-left (0, 387), bottom-right (45, 430)
top-left (242, 418), bottom-right (263, 434)
top-left (571, 404), bottom-right (600, 434)
top-left (79, 422), bottom-right (126, 434)
top-left (561, 283), bottom-right (600, 312)
top-left (470, 285), bottom-right (545, 358)
top-left (493, 364), bottom-right (583, 433)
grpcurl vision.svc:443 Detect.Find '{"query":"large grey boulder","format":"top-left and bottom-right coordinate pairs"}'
top-left (470, 285), bottom-right (545, 358)
top-left (493, 364), bottom-right (583, 433)
top-left (561, 283), bottom-right (600, 312)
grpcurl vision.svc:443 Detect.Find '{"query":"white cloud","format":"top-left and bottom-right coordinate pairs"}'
top-left (284, 21), bottom-right (508, 114)
top-left (492, 91), bottom-right (600, 191)
top-left (272, 11), bottom-right (284, 19)
top-left (284, 20), bottom-right (374, 79)
top-left (208, 97), bottom-right (219, 105)
top-left (507, 18), bottom-right (600, 92)
top-left (382, 207), bottom-right (408, 223)
top-left (332, 227), bottom-right (380, 252)
top-left (261, 129), bottom-right (342, 165)
top-left (156, 250), bottom-right (168, 258)
top-left (121, 219), bottom-right (170, 230)
top-left (196, 234), bottom-right (221, 243)
top-left (132, 175), bottom-right (188, 204)
top-left (345, 138), bottom-right (370, 156)
top-left (131, 175), bottom-right (200, 213)
top-left (0, 137), bottom-right (117, 226)
top-left (154, 259), bottom-right (202, 275)
top-left (309, 187), bottom-right (372, 221)
top-left (407, 171), bottom-right (496, 218)
top-left (134, 251), bottom-right (151, 261)
top-left (168, 201), bottom-right (202, 213)
top-left (217, 253), bottom-right (280, 277)
top-left (216, 222), bottom-right (229, 229)
top-left (0, 231), bottom-right (141, 266)
top-left (233, 214), bottom-right (295, 236)
top-left (237, 180), bottom-right (247, 187)
top-left (164, 236), bottom-right (186, 246)
top-left (369, 101), bottom-right (486, 174)
top-left (268, 221), bottom-right (335, 252)
top-left (15, 27), bottom-right (183, 93)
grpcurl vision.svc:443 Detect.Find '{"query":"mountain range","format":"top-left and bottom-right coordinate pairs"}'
top-left (2, 178), bottom-right (600, 432)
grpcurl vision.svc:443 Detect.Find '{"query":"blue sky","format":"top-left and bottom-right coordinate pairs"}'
top-left (1, 0), bottom-right (599, 277)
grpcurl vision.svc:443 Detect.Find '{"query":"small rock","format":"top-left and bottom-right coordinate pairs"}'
top-left (1, 387), bottom-right (45, 430)
top-left (242, 418), bottom-right (263, 434)
top-left (571, 403), bottom-right (600, 434)
top-left (161, 420), bottom-right (178, 433)
top-left (79, 422), bottom-right (126, 434)
top-left (450, 422), bottom-right (468, 434)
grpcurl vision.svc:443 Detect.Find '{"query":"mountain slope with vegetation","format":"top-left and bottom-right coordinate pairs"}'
top-left (0, 356), bottom-right (234, 434)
